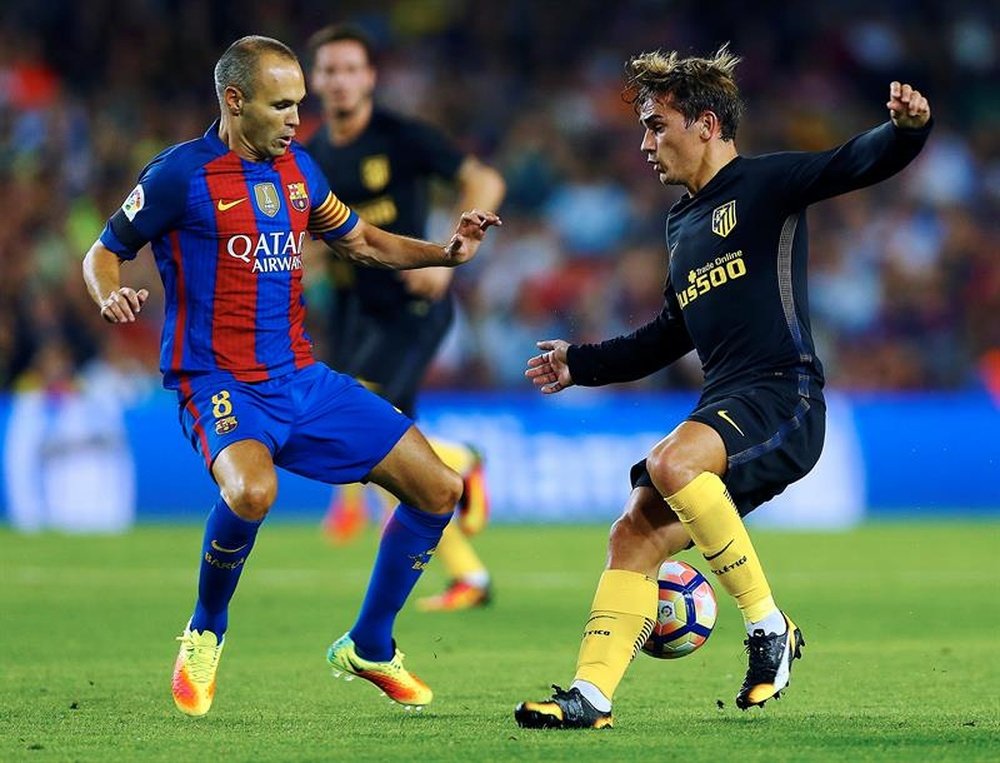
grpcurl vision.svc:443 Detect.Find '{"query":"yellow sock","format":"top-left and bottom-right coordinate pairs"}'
top-left (428, 437), bottom-right (477, 476)
top-left (665, 472), bottom-right (777, 623)
top-left (574, 569), bottom-right (657, 702)
top-left (435, 520), bottom-right (487, 581)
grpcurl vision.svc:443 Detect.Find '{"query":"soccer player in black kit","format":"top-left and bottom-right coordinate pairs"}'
top-left (516, 47), bottom-right (932, 729)
top-left (305, 25), bottom-right (505, 611)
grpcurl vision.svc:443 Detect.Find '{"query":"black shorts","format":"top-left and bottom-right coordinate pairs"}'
top-left (326, 292), bottom-right (454, 418)
top-left (630, 383), bottom-right (826, 517)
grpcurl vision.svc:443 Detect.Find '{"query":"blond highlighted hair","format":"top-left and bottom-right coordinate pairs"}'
top-left (624, 45), bottom-right (744, 141)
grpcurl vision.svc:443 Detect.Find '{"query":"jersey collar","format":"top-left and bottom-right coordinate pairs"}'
top-left (203, 119), bottom-right (294, 166)
top-left (204, 120), bottom-right (231, 157)
top-left (676, 155), bottom-right (742, 209)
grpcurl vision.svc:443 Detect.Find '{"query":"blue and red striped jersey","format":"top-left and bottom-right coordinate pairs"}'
top-left (100, 121), bottom-right (358, 389)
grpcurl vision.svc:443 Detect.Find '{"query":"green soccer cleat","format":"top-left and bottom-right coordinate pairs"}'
top-left (327, 633), bottom-right (433, 708)
top-left (736, 612), bottom-right (805, 709)
top-left (172, 624), bottom-right (224, 717)
top-left (514, 685), bottom-right (613, 729)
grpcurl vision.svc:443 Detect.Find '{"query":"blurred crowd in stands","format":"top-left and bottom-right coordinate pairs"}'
top-left (1, 0), bottom-right (997, 396)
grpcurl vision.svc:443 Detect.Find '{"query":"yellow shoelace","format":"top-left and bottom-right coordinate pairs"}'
top-left (177, 633), bottom-right (221, 683)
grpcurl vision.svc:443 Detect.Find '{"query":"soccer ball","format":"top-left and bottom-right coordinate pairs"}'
top-left (641, 560), bottom-right (717, 659)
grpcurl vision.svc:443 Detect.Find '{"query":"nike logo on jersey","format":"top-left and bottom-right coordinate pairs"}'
top-left (717, 410), bottom-right (745, 436)
top-left (210, 540), bottom-right (248, 554)
top-left (703, 539), bottom-right (734, 561)
top-left (217, 198), bottom-right (248, 212)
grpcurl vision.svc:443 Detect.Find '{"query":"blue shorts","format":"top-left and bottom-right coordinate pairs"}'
top-left (177, 363), bottom-right (412, 484)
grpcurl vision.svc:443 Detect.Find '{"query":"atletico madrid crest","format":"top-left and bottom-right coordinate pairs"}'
top-left (711, 200), bottom-right (736, 238)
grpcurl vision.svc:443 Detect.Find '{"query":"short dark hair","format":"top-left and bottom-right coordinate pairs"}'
top-left (214, 35), bottom-right (298, 105)
top-left (624, 45), bottom-right (744, 142)
top-left (306, 23), bottom-right (376, 67)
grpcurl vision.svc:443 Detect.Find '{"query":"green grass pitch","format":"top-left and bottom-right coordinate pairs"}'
top-left (2, 521), bottom-right (998, 761)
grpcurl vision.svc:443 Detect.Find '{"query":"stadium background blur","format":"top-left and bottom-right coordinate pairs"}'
top-left (0, 0), bottom-right (997, 527)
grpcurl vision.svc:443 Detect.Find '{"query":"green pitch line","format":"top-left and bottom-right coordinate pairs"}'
top-left (1, 522), bottom-right (997, 762)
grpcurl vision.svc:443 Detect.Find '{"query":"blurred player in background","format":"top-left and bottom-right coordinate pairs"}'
top-left (516, 47), bottom-right (931, 728)
top-left (306, 24), bottom-right (506, 611)
top-left (82, 35), bottom-right (500, 718)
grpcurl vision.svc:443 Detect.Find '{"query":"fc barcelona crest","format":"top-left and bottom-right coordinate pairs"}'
top-left (253, 182), bottom-right (281, 217)
top-left (361, 155), bottom-right (390, 192)
top-left (215, 415), bottom-right (238, 434)
top-left (287, 181), bottom-right (309, 213)
top-left (711, 200), bottom-right (737, 238)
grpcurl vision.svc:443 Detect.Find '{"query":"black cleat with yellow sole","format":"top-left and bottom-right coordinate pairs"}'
top-left (515, 685), bottom-right (613, 729)
top-left (735, 612), bottom-right (805, 709)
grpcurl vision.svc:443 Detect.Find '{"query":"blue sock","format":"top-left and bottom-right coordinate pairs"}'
top-left (350, 503), bottom-right (452, 661)
top-left (190, 497), bottom-right (262, 639)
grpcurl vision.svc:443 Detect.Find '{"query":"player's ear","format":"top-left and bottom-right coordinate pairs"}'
top-left (225, 85), bottom-right (244, 116)
top-left (699, 111), bottom-right (718, 140)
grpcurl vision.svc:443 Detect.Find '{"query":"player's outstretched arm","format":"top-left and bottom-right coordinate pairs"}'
top-left (525, 339), bottom-right (575, 394)
top-left (777, 81), bottom-right (933, 206)
top-left (887, 81), bottom-right (931, 129)
top-left (329, 210), bottom-right (501, 270)
top-left (82, 242), bottom-right (149, 323)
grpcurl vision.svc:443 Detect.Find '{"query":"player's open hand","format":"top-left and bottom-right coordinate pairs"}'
top-left (887, 81), bottom-right (930, 129)
top-left (444, 210), bottom-right (502, 264)
top-left (525, 339), bottom-right (574, 394)
top-left (100, 287), bottom-right (149, 323)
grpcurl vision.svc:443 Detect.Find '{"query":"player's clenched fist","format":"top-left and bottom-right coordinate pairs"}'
top-left (887, 81), bottom-right (931, 129)
top-left (100, 287), bottom-right (149, 323)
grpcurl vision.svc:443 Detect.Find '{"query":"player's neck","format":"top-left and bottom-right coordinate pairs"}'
top-left (687, 144), bottom-right (739, 196)
top-left (217, 117), bottom-right (267, 162)
top-left (326, 100), bottom-right (373, 146)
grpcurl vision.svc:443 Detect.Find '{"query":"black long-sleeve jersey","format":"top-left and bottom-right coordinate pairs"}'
top-left (307, 108), bottom-right (465, 315)
top-left (568, 120), bottom-right (932, 400)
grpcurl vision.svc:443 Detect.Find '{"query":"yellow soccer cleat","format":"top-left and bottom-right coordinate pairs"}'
top-left (172, 625), bottom-right (224, 717)
top-left (736, 612), bottom-right (805, 709)
top-left (327, 633), bottom-right (432, 708)
top-left (416, 580), bottom-right (491, 612)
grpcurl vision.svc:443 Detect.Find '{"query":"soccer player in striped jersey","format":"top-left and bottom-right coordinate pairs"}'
top-left (516, 47), bottom-right (931, 728)
top-left (82, 35), bottom-right (500, 718)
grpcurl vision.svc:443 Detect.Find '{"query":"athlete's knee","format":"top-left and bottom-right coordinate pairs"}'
top-left (222, 474), bottom-right (277, 521)
top-left (607, 512), bottom-right (659, 577)
top-left (436, 466), bottom-right (464, 514)
top-left (645, 440), bottom-right (702, 497)
top-left (607, 514), bottom-right (637, 565)
top-left (608, 512), bottom-right (635, 554)
top-left (415, 464), bottom-right (463, 515)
